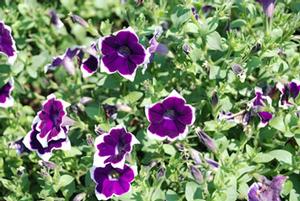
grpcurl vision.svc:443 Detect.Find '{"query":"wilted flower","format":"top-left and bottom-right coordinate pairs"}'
top-left (276, 80), bottom-right (300, 109)
top-left (145, 90), bottom-right (196, 141)
top-left (93, 125), bottom-right (139, 169)
top-left (0, 21), bottom-right (17, 64)
top-left (49, 10), bottom-right (64, 29)
top-left (196, 128), bottom-right (216, 152)
top-left (256, 0), bottom-right (275, 18)
top-left (190, 148), bottom-right (202, 165)
top-left (211, 91), bottom-right (218, 107)
top-left (248, 175), bottom-right (286, 201)
top-left (182, 43), bottom-right (191, 54)
top-left (231, 64), bottom-right (246, 82)
top-left (22, 94), bottom-right (72, 161)
top-left (99, 27), bottom-right (149, 81)
top-left (250, 87), bottom-right (273, 127)
top-left (157, 166), bottom-right (165, 179)
top-left (90, 164), bottom-right (136, 200)
top-left (45, 47), bottom-right (80, 75)
top-left (217, 111), bottom-right (235, 122)
top-left (0, 78), bottom-right (14, 108)
top-left (70, 14), bottom-right (89, 27)
top-left (103, 104), bottom-right (118, 120)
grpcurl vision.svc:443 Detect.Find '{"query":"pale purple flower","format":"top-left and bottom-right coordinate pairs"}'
top-left (0, 78), bottom-right (14, 108)
top-left (90, 164), bottom-right (136, 200)
top-left (49, 10), bottom-right (64, 29)
top-left (0, 21), bottom-right (17, 64)
top-left (70, 14), bottom-right (88, 27)
top-left (145, 90), bottom-right (196, 141)
top-left (99, 27), bottom-right (149, 81)
top-left (248, 175), bottom-right (286, 201)
top-left (93, 125), bottom-right (139, 169)
top-left (256, 0), bottom-right (275, 18)
top-left (196, 128), bottom-right (216, 152)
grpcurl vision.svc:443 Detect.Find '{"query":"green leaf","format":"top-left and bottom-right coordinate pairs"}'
top-left (230, 19), bottom-right (246, 28)
top-left (58, 175), bottom-right (74, 189)
top-left (124, 91), bottom-right (143, 104)
top-left (269, 115), bottom-right (286, 132)
top-left (253, 153), bottom-right (274, 163)
top-left (268, 150), bottom-right (292, 165)
top-left (162, 144), bottom-right (176, 156)
top-left (207, 31), bottom-right (223, 51)
top-left (185, 181), bottom-right (203, 201)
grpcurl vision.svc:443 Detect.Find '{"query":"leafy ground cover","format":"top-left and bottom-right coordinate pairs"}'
top-left (1, 0), bottom-right (300, 200)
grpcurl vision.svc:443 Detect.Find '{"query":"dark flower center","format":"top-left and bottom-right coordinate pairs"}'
top-left (109, 170), bottom-right (120, 180)
top-left (118, 46), bottom-right (131, 57)
top-left (164, 109), bottom-right (176, 119)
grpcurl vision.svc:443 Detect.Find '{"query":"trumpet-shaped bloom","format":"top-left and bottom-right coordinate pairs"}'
top-left (0, 21), bottom-right (17, 64)
top-left (0, 78), bottom-right (14, 108)
top-left (93, 125), bottom-right (139, 169)
top-left (145, 90), bottom-right (195, 141)
top-left (99, 27), bottom-right (148, 81)
top-left (90, 164), bottom-right (136, 200)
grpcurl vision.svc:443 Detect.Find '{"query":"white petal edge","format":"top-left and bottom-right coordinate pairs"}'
top-left (0, 21), bottom-right (17, 65)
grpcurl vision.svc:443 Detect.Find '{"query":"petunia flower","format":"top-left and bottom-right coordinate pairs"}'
top-left (256, 0), bottom-right (275, 18)
top-left (22, 94), bottom-right (72, 161)
top-left (99, 27), bottom-right (149, 81)
top-left (248, 175), bottom-right (286, 201)
top-left (93, 125), bottom-right (139, 169)
top-left (23, 118), bottom-right (71, 161)
top-left (276, 80), bottom-right (300, 109)
top-left (44, 47), bottom-right (80, 75)
top-left (250, 87), bottom-right (273, 127)
top-left (90, 164), bottom-right (136, 200)
top-left (0, 78), bottom-right (14, 108)
top-left (145, 90), bottom-right (196, 141)
top-left (49, 10), bottom-right (64, 29)
top-left (80, 43), bottom-right (99, 78)
top-left (0, 21), bottom-right (17, 65)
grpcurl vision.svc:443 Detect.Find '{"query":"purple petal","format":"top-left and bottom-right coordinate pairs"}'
top-left (257, 0), bottom-right (275, 17)
top-left (81, 54), bottom-right (99, 78)
top-left (258, 111), bottom-right (272, 127)
top-left (49, 10), bottom-right (64, 28)
top-left (0, 78), bottom-right (14, 108)
top-left (0, 21), bottom-right (17, 64)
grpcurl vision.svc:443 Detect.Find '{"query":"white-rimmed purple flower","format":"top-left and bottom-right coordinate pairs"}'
top-left (256, 0), bottom-right (275, 18)
top-left (99, 27), bottom-right (149, 81)
top-left (22, 94), bottom-right (72, 161)
top-left (0, 21), bottom-right (17, 65)
top-left (248, 175), bottom-right (286, 201)
top-left (22, 117), bottom-right (71, 161)
top-left (250, 87), bottom-right (273, 127)
top-left (90, 164), bottom-right (136, 200)
top-left (93, 125), bottom-right (139, 169)
top-left (276, 80), bottom-right (300, 109)
top-left (0, 78), bottom-right (14, 108)
top-left (45, 47), bottom-right (80, 75)
top-left (35, 94), bottom-right (70, 148)
top-left (145, 90), bottom-right (196, 141)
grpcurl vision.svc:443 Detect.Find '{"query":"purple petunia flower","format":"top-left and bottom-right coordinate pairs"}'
top-left (23, 118), bottom-right (71, 161)
top-left (22, 94), bottom-right (72, 161)
top-left (80, 43), bottom-right (99, 78)
top-left (248, 175), bottom-right (286, 201)
top-left (250, 87), bottom-right (273, 127)
top-left (45, 47), bottom-right (80, 75)
top-left (49, 10), bottom-right (64, 29)
top-left (0, 78), bottom-right (14, 108)
top-left (256, 0), bottom-right (275, 18)
top-left (93, 125), bottom-right (139, 169)
top-left (99, 27), bottom-right (149, 81)
top-left (145, 90), bottom-right (196, 141)
top-left (0, 21), bottom-right (17, 65)
top-left (276, 80), bottom-right (300, 109)
top-left (90, 164), bottom-right (136, 200)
